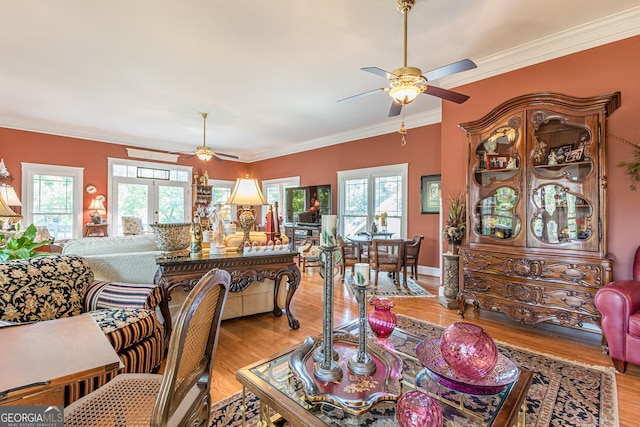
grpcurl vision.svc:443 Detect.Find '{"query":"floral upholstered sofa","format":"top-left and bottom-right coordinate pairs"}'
top-left (0, 255), bottom-right (166, 404)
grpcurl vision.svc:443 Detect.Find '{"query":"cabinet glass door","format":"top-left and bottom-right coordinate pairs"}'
top-left (475, 186), bottom-right (522, 240)
top-left (530, 184), bottom-right (592, 244)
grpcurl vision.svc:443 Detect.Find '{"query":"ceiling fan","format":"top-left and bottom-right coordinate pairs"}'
top-left (339, 0), bottom-right (477, 117)
top-left (183, 113), bottom-right (239, 162)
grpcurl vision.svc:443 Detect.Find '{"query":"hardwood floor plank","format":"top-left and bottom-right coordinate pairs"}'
top-left (207, 268), bottom-right (639, 426)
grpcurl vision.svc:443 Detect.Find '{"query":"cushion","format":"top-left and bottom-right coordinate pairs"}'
top-left (90, 308), bottom-right (162, 352)
top-left (0, 255), bottom-right (92, 323)
top-left (121, 216), bottom-right (144, 235)
top-left (85, 281), bottom-right (165, 311)
top-left (629, 312), bottom-right (640, 338)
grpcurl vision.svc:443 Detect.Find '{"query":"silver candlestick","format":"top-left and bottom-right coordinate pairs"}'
top-left (348, 263), bottom-right (376, 375)
top-left (313, 245), bottom-right (342, 381)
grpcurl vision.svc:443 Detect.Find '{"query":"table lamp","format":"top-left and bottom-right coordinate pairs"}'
top-left (226, 175), bottom-right (267, 251)
top-left (88, 197), bottom-right (106, 224)
top-left (0, 189), bottom-right (21, 230)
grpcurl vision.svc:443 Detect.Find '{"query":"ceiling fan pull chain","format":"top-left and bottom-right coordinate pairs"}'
top-left (398, 120), bottom-right (408, 146)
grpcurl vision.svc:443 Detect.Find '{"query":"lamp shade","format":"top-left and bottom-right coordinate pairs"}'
top-left (0, 191), bottom-right (20, 218)
top-left (88, 198), bottom-right (106, 212)
top-left (226, 177), bottom-right (267, 206)
top-left (0, 185), bottom-right (21, 207)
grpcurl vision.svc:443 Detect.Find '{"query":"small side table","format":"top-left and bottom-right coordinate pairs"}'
top-left (84, 222), bottom-right (109, 238)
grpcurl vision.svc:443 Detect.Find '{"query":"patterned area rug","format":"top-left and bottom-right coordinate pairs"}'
top-left (344, 270), bottom-right (435, 298)
top-left (210, 314), bottom-right (618, 427)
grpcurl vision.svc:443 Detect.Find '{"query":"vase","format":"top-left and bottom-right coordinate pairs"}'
top-left (396, 390), bottom-right (443, 427)
top-left (440, 322), bottom-right (498, 379)
top-left (367, 297), bottom-right (397, 339)
top-left (447, 239), bottom-right (461, 254)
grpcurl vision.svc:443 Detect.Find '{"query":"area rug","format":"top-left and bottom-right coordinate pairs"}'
top-left (344, 270), bottom-right (435, 298)
top-left (210, 314), bottom-right (618, 427)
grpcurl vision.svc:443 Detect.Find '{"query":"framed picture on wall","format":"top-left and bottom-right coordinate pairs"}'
top-left (421, 174), bottom-right (441, 214)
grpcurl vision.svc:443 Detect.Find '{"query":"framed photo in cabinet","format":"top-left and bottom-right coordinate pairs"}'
top-left (565, 147), bottom-right (584, 163)
top-left (420, 174), bottom-right (441, 214)
top-left (486, 154), bottom-right (510, 170)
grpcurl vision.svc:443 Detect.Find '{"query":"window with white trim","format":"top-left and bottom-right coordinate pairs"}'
top-left (338, 164), bottom-right (408, 238)
top-left (21, 163), bottom-right (84, 240)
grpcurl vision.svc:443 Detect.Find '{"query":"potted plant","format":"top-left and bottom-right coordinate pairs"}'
top-left (442, 191), bottom-right (466, 254)
top-left (0, 223), bottom-right (51, 261)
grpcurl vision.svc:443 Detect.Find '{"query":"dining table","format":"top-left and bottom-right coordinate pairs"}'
top-left (346, 234), bottom-right (412, 285)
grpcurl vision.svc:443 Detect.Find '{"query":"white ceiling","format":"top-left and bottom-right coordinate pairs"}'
top-left (1, 1), bottom-right (639, 162)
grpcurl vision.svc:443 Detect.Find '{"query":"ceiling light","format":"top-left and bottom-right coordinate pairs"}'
top-left (390, 85), bottom-right (421, 104)
top-left (196, 145), bottom-right (213, 161)
top-left (388, 68), bottom-right (425, 104)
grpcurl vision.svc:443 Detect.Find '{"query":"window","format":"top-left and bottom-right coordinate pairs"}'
top-left (109, 158), bottom-right (191, 235)
top-left (338, 164), bottom-right (408, 238)
top-left (208, 179), bottom-right (236, 224)
top-left (21, 163), bottom-right (84, 240)
top-left (262, 176), bottom-right (300, 220)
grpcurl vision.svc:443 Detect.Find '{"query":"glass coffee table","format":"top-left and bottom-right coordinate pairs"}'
top-left (236, 319), bottom-right (532, 426)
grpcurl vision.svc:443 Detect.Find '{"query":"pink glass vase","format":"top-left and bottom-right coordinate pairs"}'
top-left (367, 297), bottom-right (397, 339)
top-left (396, 390), bottom-right (443, 427)
top-left (440, 322), bottom-right (498, 379)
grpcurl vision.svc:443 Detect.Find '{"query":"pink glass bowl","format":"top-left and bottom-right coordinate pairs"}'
top-left (396, 390), bottom-right (443, 427)
top-left (440, 322), bottom-right (498, 380)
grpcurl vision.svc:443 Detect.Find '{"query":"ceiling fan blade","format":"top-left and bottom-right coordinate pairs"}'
top-left (388, 101), bottom-right (403, 117)
top-left (182, 153), bottom-right (196, 160)
top-left (361, 67), bottom-right (398, 80)
top-left (338, 87), bottom-right (388, 103)
top-left (214, 152), bottom-right (239, 160)
top-left (423, 59), bottom-right (477, 81)
top-left (424, 85), bottom-right (470, 104)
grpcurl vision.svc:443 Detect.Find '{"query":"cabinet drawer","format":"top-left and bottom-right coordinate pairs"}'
top-left (463, 272), bottom-right (599, 316)
top-left (461, 249), bottom-right (611, 289)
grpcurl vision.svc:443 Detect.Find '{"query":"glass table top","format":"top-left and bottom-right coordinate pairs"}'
top-left (244, 319), bottom-right (529, 426)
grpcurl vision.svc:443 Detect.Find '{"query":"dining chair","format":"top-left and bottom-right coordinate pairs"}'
top-left (298, 236), bottom-right (322, 272)
top-left (404, 234), bottom-right (424, 279)
top-left (368, 239), bottom-right (405, 287)
top-left (338, 235), bottom-right (358, 282)
top-left (64, 268), bottom-right (231, 427)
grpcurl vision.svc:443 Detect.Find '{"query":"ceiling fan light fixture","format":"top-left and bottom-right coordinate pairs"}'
top-left (196, 145), bottom-right (213, 161)
top-left (390, 84), bottom-right (421, 104)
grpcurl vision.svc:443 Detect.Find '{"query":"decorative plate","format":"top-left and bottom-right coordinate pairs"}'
top-left (420, 367), bottom-right (507, 396)
top-left (415, 339), bottom-right (519, 391)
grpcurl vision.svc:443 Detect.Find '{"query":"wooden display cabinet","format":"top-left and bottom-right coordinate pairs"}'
top-left (457, 92), bottom-right (620, 332)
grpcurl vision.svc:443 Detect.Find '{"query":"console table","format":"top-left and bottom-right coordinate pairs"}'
top-left (154, 251), bottom-right (301, 338)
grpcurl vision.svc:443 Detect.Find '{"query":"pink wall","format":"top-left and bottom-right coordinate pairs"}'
top-left (0, 127), bottom-right (248, 225)
top-left (251, 124), bottom-right (443, 267)
top-left (2, 36), bottom-right (639, 276)
top-left (441, 35), bottom-right (640, 280)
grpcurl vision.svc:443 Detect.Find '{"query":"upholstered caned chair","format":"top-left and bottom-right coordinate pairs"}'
top-left (64, 269), bottom-right (230, 427)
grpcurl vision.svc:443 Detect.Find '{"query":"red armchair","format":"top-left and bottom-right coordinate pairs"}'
top-left (594, 246), bottom-right (640, 372)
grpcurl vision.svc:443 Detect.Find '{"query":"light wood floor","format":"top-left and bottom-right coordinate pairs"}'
top-left (204, 268), bottom-right (639, 426)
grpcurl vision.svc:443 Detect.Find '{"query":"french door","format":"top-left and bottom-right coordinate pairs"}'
top-left (109, 159), bottom-right (191, 235)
